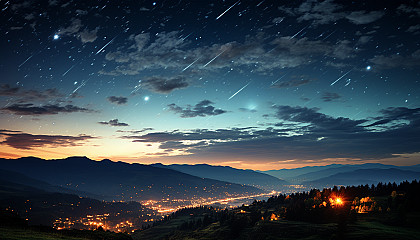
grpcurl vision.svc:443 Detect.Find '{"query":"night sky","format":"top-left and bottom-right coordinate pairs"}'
top-left (1, 0), bottom-right (419, 170)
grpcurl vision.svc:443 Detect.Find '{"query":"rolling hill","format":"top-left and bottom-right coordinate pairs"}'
top-left (151, 163), bottom-right (288, 191)
top-left (303, 168), bottom-right (420, 188)
top-left (0, 157), bottom-right (264, 201)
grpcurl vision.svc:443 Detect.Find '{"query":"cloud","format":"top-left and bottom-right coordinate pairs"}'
top-left (321, 92), bottom-right (341, 102)
top-left (2, 103), bottom-right (94, 115)
top-left (273, 105), bottom-right (367, 132)
top-left (167, 100), bottom-right (227, 118)
top-left (125, 106), bottom-right (420, 162)
top-left (278, 1), bottom-right (383, 26)
top-left (406, 24), bottom-right (420, 33)
top-left (107, 96), bottom-right (128, 105)
top-left (345, 11), bottom-right (384, 24)
top-left (271, 79), bottom-right (311, 88)
top-left (98, 119), bottom-right (129, 127)
top-left (101, 31), bottom-right (358, 77)
top-left (0, 129), bottom-right (96, 150)
top-left (369, 50), bottom-right (420, 69)
top-left (397, 4), bottom-right (420, 18)
top-left (365, 107), bottom-right (420, 128)
top-left (141, 76), bottom-right (189, 94)
top-left (58, 18), bottom-right (98, 43)
top-left (0, 84), bottom-right (19, 96)
top-left (116, 128), bottom-right (154, 134)
top-left (120, 127), bottom-right (285, 146)
top-left (79, 28), bottom-right (98, 43)
top-left (0, 85), bottom-right (63, 101)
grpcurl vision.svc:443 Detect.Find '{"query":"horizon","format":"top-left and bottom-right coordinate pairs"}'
top-left (1, 155), bottom-right (419, 171)
top-left (1, 0), bottom-right (420, 170)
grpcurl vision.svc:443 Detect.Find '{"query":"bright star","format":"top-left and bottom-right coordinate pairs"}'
top-left (366, 66), bottom-right (371, 70)
top-left (53, 34), bottom-right (59, 40)
top-left (144, 96), bottom-right (150, 101)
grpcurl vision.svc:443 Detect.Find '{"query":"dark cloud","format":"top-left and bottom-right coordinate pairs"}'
top-left (0, 129), bottom-right (96, 150)
top-left (98, 119), bottom-right (129, 127)
top-left (120, 127), bottom-right (264, 143)
top-left (0, 84), bottom-right (19, 96)
top-left (100, 30), bottom-right (358, 77)
top-left (273, 105), bottom-right (367, 132)
top-left (406, 24), bottom-right (420, 33)
top-left (135, 106), bottom-right (420, 162)
top-left (278, 1), bottom-right (384, 26)
top-left (369, 50), bottom-right (420, 69)
top-left (2, 103), bottom-right (94, 115)
top-left (107, 96), bottom-right (128, 105)
top-left (141, 76), bottom-right (189, 94)
top-left (0, 85), bottom-right (63, 101)
top-left (321, 92), bottom-right (341, 102)
top-left (116, 128), bottom-right (154, 134)
top-left (397, 4), bottom-right (420, 18)
top-left (158, 141), bottom-right (207, 151)
top-left (57, 18), bottom-right (98, 43)
top-left (365, 107), bottom-right (420, 127)
top-left (271, 79), bottom-right (311, 88)
top-left (345, 11), bottom-right (384, 24)
top-left (167, 100), bottom-right (227, 118)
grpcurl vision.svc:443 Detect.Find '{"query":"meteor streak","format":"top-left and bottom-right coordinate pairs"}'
top-left (18, 54), bottom-right (34, 68)
top-left (290, 26), bottom-right (308, 39)
top-left (96, 36), bottom-right (117, 55)
top-left (182, 57), bottom-right (200, 72)
top-left (271, 73), bottom-right (288, 86)
top-left (203, 49), bottom-right (226, 68)
top-left (216, 1), bottom-right (240, 20)
top-left (62, 64), bottom-right (76, 76)
top-left (228, 82), bottom-right (251, 100)
top-left (330, 69), bottom-right (352, 86)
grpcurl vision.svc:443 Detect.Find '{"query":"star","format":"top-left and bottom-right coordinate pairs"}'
top-left (366, 66), bottom-right (371, 71)
top-left (144, 96), bottom-right (150, 101)
top-left (53, 34), bottom-right (59, 40)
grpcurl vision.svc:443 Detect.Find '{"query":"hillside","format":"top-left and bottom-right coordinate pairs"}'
top-left (303, 168), bottom-right (420, 188)
top-left (0, 177), bottom-right (157, 226)
top-left (0, 157), bottom-right (264, 201)
top-left (152, 163), bottom-right (288, 191)
top-left (134, 180), bottom-right (420, 240)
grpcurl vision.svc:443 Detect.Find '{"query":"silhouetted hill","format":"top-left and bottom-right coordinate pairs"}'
top-left (262, 163), bottom-right (417, 184)
top-left (0, 178), bottom-right (156, 227)
top-left (262, 164), bottom-right (345, 182)
top-left (303, 168), bottom-right (420, 188)
top-left (0, 157), bottom-right (264, 201)
top-left (292, 163), bottom-right (398, 183)
top-left (151, 163), bottom-right (288, 191)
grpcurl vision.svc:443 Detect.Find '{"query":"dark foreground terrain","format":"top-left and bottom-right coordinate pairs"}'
top-left (2, 180), bottom-right (419, 240)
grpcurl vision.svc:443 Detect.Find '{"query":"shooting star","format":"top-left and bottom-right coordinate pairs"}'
top-left (72, 80), bottom-right (88, 94)
top-left (216, 0), bottom-right (240, 20)
top-left (182, 32), bottom-right (193, 41)
top-left (323, 30), bottom-right (336, 40)
top-left (96, 36), bottom-right (117, 55)
top-left (330, 69), bottom-right (352, 86)
top-left (62, 64), bottom-right (77, 76)
top-left (203, 49), bottom-right (226, 68)
top-left (270, 73), bottom-right (288, 86)
top-left (182, 57), bottom-right (201, 72)
top-left (228, 82), bottom-right (251, 100)
top-left (18, 54), bottom-right (34, 68)
top-left (290, 26), bottom-right (308, 39)
top-left (256, 0), bottom-right (265, 7)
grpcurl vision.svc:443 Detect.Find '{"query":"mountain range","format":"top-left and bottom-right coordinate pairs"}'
top-left (0, 156), bottom-right (265, 201)
top-left (151, 163), bottom-right (287, 191)
top-left (262, 163), bottom-right (420, 188)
